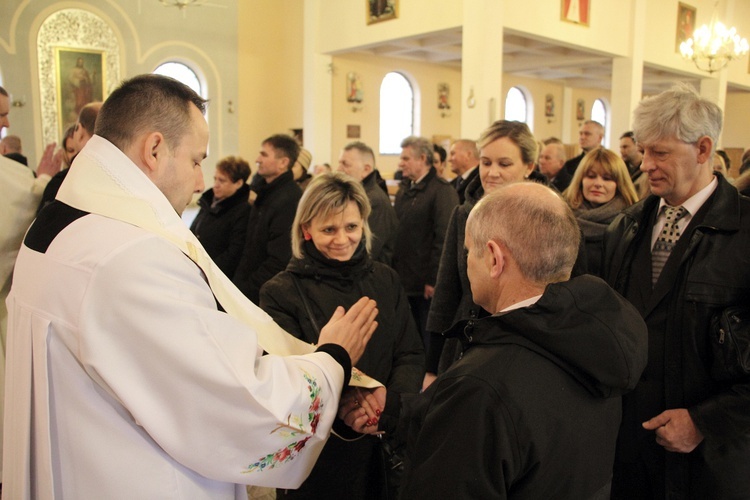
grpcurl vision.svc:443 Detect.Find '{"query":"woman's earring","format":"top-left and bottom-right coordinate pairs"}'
top-left (303, 231), bottom-right (312, 241)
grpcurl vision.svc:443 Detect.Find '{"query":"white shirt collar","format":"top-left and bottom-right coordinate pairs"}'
top-left (657, 175), bottom-right (718, 217)
top-left (461, 165), bottom-right (477, 181)
top-left (497, 294), bottom-right (543, 315)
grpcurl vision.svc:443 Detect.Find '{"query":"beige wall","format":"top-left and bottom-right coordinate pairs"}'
top-left (725, 0), bottom-right (750, 88)
top-left (723, 92), bottom-right (750, 149)
top-left (645, 0), bottom-right (750, 89)
top-left (330, 53), bottom-right (462, 178)
top-left (0, 0), bottom-right (239, 177)
top-left (237, 0), bottom-right (304, 163)
top-left (503, 0), bottom-right (631, 59)
top-left (502, 75), bottom-right (565, 143)
top-left (501, 75), bottom-right (612, 155)
top-left (319, 0), bottom-right (462, 55)
top-left (568, 87), bottom-right (612, 149)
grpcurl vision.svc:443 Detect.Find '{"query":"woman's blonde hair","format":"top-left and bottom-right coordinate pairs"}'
top-left (563, 147), bottom-right (639, 209)
top-left (291, 172), bottom-right (372, 259)
top-left (478, 120), bottom-right (538, 165)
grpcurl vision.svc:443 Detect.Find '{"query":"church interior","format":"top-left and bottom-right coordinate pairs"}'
top-left (1, 0), bottom-right (749, 187)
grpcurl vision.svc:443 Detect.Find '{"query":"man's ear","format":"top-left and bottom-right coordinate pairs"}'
top-left (695, 136), bottom-right (714, 165)
top-left (487, 240), bottom-right (505, 279)
top-left (141, 131), bottom-right (167, 174)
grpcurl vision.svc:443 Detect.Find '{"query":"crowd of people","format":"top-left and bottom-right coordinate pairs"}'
top-left (1, 75), bottom-right (750, 499)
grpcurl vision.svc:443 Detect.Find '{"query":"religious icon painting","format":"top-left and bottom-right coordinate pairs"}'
top-left (55, 47), bottom-right (106, 137)
top-left (561, 0), bottom-right (590, 26)
top-left (676, 3), bottom-right (697, 52)
top-left (347, 72), bottom-right (363, 103)
top-left (367, 0), bottom-right (398, 25)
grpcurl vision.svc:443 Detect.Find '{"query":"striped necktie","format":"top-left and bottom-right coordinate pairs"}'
top-left (652, 205), bottom-right (687, 285)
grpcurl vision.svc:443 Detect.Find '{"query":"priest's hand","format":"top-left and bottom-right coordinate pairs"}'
top-left (319, 297), bottom-right (378, 366)
top-left (339, 386), bottom-right (386, 434)
top-left (642, 408), bottom-right (704, 453)
top-left (37, 142), bottom-right (63, 177)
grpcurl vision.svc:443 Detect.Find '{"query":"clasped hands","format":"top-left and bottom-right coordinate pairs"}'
top-left (338, 386), bottom-right (386, 434)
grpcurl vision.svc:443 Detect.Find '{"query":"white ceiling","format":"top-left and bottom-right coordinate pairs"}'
top-left (348, 28), bottom-right (745, 95)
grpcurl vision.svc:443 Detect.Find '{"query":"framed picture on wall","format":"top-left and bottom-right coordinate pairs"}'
top-left (545, 94), bottom-right (555, 117)
top-left (676, 3), bottom-right (697, 52)
top-left (367, 0), bottom-right (398, 25)
top-left (561, 0), bottom-right (589, 26)
top-left (55, 47), bottom-right (105, 136)
top-left (347, 72), bottom-right (363, 103)
top-left (576, 99), bottom-right (586, 121)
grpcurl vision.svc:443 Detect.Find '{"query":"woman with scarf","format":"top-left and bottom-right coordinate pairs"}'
top-left (563, 147), bottom-right (638, 277)
top-left (190, 155), bottom-right (251, 277)
top-left (260, 172), bottom-right (424, 500)
top-left (424, 120), bottom-right (565, 388)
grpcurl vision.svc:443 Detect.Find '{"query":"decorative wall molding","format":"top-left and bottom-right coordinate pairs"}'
top-left (37, 8), bottom-right (120, 145)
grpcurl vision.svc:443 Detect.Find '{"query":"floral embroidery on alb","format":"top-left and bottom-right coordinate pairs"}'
top-left (242, 370), bottom-right (323, 473)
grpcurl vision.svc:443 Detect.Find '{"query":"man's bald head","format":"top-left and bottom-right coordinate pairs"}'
top-left (467, 182), bottom-right (579, 285)
top-left (450, 139), bottom-right (479, 175)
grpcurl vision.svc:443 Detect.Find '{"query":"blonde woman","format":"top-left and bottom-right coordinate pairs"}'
top-left (260, 172), bottom-right (424, 500)
top-left (564, 147), bottom-right (638, 276)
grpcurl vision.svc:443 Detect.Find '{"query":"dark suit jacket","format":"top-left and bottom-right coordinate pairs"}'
top-left (603, 176), bottom-right (750, 499)
top-left (394, 167), bottom-right (458, 295)
top-left (563, 152), bottom-right (585, 177)
top-left (550, 167), bottom-right (573, 193)
top-left (233, 170), bottom-right (301, 303)
top-left (451, 166), bottom-right (478, 205)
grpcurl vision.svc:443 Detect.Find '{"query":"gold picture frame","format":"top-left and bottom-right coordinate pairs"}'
top-left (676, 3), bottom-right (697, 52)
top-left (55, 47), bottom-right (106, 137)
top-left (367, 0), bottom-right (398, 25)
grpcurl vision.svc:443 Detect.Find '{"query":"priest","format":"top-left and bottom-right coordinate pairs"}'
top-left (3, 74), bottom-right (379, 499)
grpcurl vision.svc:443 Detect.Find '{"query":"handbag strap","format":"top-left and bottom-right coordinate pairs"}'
top-left (290, 273), bottom-right (372, 443)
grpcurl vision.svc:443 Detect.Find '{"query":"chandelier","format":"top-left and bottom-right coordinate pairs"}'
top-left (157, 0), bottom-right (226, 17)
top-left (159, 0), bottom-right (206, 9)
top-left (679, 3), bottom-right (749, 74)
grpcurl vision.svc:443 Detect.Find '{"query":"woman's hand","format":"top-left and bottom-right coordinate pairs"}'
top-left (338, 386), bottom-right (386, 434)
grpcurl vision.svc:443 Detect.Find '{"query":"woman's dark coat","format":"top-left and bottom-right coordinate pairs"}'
top-left (189, 183), bottom-right (250, 277)
top-left (260, 242), bottom-right (424, 499)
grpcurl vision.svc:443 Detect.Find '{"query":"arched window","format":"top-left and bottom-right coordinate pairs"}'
top-left (504, 86), bottom-right (533, 130)
top-left (154, 61), bottom-right (204, 97)
top-left (379, 72), bottom-right (414, 155)
top-left (591, 98), bottom-right (609, 146)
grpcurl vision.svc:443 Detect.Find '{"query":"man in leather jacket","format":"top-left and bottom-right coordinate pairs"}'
top-left (603, 84), bottom-right (750, 499)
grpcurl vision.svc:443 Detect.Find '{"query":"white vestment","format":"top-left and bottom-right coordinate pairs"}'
top-left (0, 156), bottom-right (50, 481)
top-left (3, 137), bottom-right (355, 499)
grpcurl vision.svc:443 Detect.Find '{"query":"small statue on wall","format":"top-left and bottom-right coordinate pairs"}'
top-left (545, 94), bottom-right (555, 117)
top-left (576, 98), bottom-right (586, 121)
top-left (438, 83), bottom-right (450, 110)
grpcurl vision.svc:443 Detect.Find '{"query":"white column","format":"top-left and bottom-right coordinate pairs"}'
top-left (700, 70), bottom-right (728, 148)
top-left (610, 0), bottom-right (646, 143)
top-left (460, 0), bottom-right (504, 140)
top-left (562, 86), bottom-right (574, 144)
top-left (302, 0), bottom-right (332, 164)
